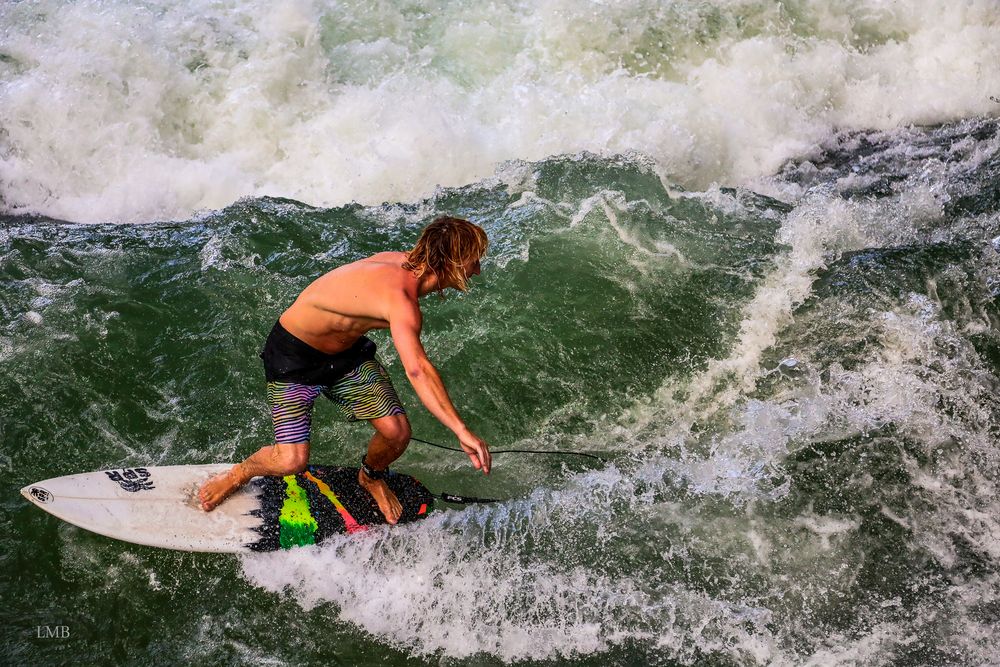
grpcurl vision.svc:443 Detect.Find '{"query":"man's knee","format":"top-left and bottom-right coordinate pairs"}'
top-left (271, 443), bottom-right (309, 474)
top-left (376, 417), bottom-right (411, 450)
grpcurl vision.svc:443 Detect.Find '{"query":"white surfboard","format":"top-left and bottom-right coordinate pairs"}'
top-left (20, 465), bottom-right (264, 553)
top-left (21, 464), bottom-right (436, 553)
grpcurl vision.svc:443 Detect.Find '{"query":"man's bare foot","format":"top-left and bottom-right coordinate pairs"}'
top-left (198, 468), bottom-right (244, 511)
top-left (358, 468), bottom-right (402, 524)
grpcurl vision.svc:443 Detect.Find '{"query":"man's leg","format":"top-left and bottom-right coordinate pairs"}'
top-left (198, 443), bottom-right (310, 511)
top-left (199, 382), bottom-right (322, 511)
top-left (357, 413), bottom-right (411, 524)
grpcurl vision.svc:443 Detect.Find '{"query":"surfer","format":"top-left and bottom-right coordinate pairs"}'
top-left (198, 216), bottom-right (492, 523)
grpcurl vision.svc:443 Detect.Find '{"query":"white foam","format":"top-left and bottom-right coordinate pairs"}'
top-left (240, 501), bottom-right (777, 662)
top-left (2, 0), bottom-right (999, 222)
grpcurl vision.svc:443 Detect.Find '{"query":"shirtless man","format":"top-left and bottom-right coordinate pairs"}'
top-left (197, 216), bottom-right (492, 523)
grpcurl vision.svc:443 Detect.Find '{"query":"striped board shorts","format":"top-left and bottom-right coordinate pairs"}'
top-left (267, 359), bottom-right (406, 445)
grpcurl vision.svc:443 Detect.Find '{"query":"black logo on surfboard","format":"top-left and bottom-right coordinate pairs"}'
top-left (30, 487), bottom-right (53, 504)
top-left (105, 468), bottom-right (154, 492)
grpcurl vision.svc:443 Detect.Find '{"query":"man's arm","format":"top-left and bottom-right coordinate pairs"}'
top-left (387, 295), bottom-right (491, 474)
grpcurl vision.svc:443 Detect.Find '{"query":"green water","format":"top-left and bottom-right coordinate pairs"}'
top-left (3, 121), bottom-right (1000, 665)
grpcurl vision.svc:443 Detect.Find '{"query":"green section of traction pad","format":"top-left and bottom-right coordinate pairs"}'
top-left (278, 475), bottom-right (318, 549)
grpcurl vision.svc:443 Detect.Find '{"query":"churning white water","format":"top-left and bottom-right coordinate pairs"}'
top-left (2, 0), bottom-right (998, 222)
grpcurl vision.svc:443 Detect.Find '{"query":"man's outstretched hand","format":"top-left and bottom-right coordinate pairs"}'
top-left (458, 430), bottom-right (491, 474)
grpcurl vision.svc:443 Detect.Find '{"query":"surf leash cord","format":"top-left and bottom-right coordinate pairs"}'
top-left (409, 436), bottom-right (608, 505)
top-left (409, 436), bottom-right (607, 463)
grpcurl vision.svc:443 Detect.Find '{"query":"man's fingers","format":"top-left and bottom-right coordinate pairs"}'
top-left (460, 436), bottom-right (491, 474)
top-left (480, 444), bottom-right (491, 475)
top-left (467, 448), bottom-right (489, 474)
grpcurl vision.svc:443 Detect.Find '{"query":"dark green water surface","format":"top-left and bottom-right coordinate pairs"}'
top-left (3, 121), bottom-right (1000, 665)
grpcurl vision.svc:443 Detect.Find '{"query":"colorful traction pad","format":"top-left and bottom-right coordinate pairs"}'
top-left (245, 465), bottom-right (435, 551)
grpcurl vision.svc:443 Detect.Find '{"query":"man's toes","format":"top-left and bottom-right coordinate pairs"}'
top-left (380, 498), bottom-right (402, 524)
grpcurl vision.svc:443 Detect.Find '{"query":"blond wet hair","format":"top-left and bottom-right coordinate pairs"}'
top-left (402, 216), bottom-right (488, 292)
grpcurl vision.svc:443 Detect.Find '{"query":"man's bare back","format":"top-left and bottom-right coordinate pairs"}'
top-left (197, 218), bottom-right (491, 524)
top-left (280, 251), bottom-right (415, 354)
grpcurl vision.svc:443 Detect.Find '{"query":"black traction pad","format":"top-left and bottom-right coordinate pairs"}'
top-left (246, 464), bottom-right (435, 551)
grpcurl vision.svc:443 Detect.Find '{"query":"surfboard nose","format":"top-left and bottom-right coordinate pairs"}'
top-left (21, 484), bottom-right (55, 506)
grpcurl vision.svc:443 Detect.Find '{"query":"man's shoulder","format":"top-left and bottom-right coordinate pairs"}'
top-left (356, 252), bottom-right (419, 304)
top-left (365, 250), bottom-right (407, 264)
top-left (333, 251), bottom-right (406, 280)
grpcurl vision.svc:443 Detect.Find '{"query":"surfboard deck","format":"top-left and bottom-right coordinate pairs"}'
top-left (20, 464), bottom-right (435, 553)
